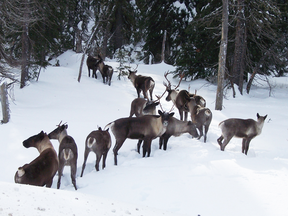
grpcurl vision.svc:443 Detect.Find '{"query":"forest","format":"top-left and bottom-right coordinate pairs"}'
top-left (0, 0), bottom-right (287, 94)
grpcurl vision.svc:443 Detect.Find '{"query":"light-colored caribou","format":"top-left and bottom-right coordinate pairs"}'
top-left (217, 113), bottom-right (267, 154)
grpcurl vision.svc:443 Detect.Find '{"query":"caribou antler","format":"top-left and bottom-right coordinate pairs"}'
top-left (56, 121), bottom-right (67, 127)
top-left (174, 73), bottom-right (185, 90)
top-left (57, 121), bottom-right (63, 127)
top-left (157, 101), bottom-right (175, 114)
top-left (163, 71), bottom-right (172, 90)
top-left (153, 71), bottom-right (173, 103)
top-left (163, 71), bottom-right (184, 90)
top-left (168, 104), bottom-right (175, 113)
top-left (133, 64), bottom-right (139, 71)
top-left (154, 89), bottom-right (167, 102)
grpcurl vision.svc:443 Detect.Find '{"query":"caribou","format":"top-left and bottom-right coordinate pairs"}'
top-left (48, 122), bottom-right (78, 190)
top-left (137, 116), bottom-right (199, 152)
top-left (187, 100), bottom-right (212, 143)
top-left (80, 127), bottom-right (111, 177)
top-left (95, 54), bottom-right (113, 86)
top-left (14, 131), bottom-right (58, 188)
top-left (189, 91), bottom-right (206, 107)
top-left (105, 110), bottom-right (174, 165)
top-left (128, 69), bottom-right (155, 101)
top-left (129, 98), bottom-right (159, 117)
top-left (217, 113), bottom-right (267, 154)
top-left (86, 55), bottom-right (98, 78)
top-left (164, 72), bottom-right (190, 121)
top-left (158, 117), bottom-right (199, 151)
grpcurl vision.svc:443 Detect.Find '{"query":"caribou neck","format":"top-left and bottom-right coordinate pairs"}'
top-left (170, 91), bottom-right (178, 105)
top-left (155, 118), bottom-right (168, 137)
top-left (256, 119), bottom-right (265, 135)
top-left (36, 135), bottom-right (54, 153)
top-left (98, 61), bottom-right (104, 71)
top-left (58, 130), bottom-right (68, 143)
top-left (174, 119), bottom-right (189, 136)
top-left (129, 74), bottom-right (136, 85)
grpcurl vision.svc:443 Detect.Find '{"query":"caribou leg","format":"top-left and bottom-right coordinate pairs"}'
top-left (113, 138), bottom-right (126, 165)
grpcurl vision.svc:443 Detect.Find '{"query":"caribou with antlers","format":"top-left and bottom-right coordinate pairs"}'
top-left (163, 72), bottom-right (191, 121)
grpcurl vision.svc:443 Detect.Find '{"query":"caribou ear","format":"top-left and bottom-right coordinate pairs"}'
top-left (98, 127), bottom-right (102, 131)
top-left (39, 131), bottom-right (45, 139)
top-left (61, 124), bottom-right (67, 130)
top-left (169, 112), bottom-right (175, 117)
top-left (264, 115), bottom-right (268, 120)
top-left (106, 128), bottom-right (109, 132)
top-left (257, 113), bottom-right (260, 119)
top-left (158, 110), bottom-right (163, 115)
top-left (65, 124), bottom-right (68, 129)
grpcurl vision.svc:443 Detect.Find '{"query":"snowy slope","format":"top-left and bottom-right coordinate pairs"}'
top-left (1, 50), bottom-right (288, 216)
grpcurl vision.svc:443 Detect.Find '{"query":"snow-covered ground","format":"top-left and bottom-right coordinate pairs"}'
top-left (1, 50), bottom-right (288, 216)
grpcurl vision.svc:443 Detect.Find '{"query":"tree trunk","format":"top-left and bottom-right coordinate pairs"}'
top-left (102, 22), bottom-right (110, 59)
top-left (215, 0), bottom-right (229, 111)
top-left (1, 82), bottom-right (10, 124)
top-left (232, 0), bottom-right (246, 95)
top-left (78, 23), bottom-right (100, 82)
top-left (75, 28), bottom-right (82, 53)
top-left (161, 30), bottom-right (167, 63)
top-left (114, 6), bottom-right (123, 50)
top-left (246, 70), bottom-right (256, 94)
top-left (20, 7), bottom-right (29, 89)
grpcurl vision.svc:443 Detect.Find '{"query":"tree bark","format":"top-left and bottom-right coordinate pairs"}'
top-left (246, 70), bottom-right (256, 94)
top-left (232, 0), bottom-right (246, 95)
top-left (75, 28), bottom-right (82, 53)
top-left (161, 30), bottom-right (167, 63)
top-left (102, 22), bottom-right (110, 60)
top-left (20, 5), bottom-right (29, 89)
top-left (215, 0), bottom-right (229, 111)
top-left (1, 82), bottom-right (10, 124)
top-left (114, 5), bottom-right (123, 50)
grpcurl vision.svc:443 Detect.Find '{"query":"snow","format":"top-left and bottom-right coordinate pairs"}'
top-left (1, 50), bottom-right (288, 215)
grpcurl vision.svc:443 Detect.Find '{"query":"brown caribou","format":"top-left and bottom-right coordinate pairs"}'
top-left (80, 127), bottom-right (111, 177)
top-left (105, 110), bottom-right (174, 165)
top-left (128, 69), bottom-right (155, 101)
top-left (95, 54), bottom-right (113, 86)
top-left (158, 117), bottom-right (199, 151)
top-left (187, 99), bottom-right (212, 143)
top-left (14, 131), bottom-right (58, 187)
top-left (86, 55), bottom-right (98, 78)
top-left (48, 122), bottom-right (78, 190)
top-left (164, 72), bottom-right (190, 121)
top-left (138, 116), bottom-right (199, 152)
top-left (217, 113), bottom-right (267, 154)
top-left (188, 90), bottom-right (206, 107)
top-left (129, 98), bottom-right (159, 117)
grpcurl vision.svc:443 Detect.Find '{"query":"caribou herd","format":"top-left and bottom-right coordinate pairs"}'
top-left (14, 54), bottom-right (267, 189)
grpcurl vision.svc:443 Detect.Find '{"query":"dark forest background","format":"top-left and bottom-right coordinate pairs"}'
top-left (0, 0), bottom-right (287, 94)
